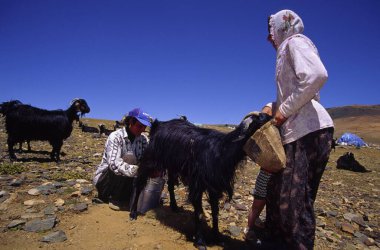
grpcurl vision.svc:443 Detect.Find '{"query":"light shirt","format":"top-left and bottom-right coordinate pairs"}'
top-left (93, 127), bottom-right (148, 185)
top-left (269, 10), bottom-right (334, 144)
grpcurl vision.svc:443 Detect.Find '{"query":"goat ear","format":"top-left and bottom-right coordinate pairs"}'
top-left (232, 115), bottom-right (254, 142)
top-left (70, 98), bottom-right (80, 105)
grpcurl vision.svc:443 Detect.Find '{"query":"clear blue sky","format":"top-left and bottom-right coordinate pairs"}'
top-left (1, 0), bottom-right (379, 124)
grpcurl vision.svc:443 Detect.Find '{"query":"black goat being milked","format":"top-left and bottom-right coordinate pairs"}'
top-left (129, 112), bottom-right (271, 249)
top-left (3, 98), bottom-right (90, 161)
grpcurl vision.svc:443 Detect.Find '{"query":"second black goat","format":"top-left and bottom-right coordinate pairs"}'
top-left (3, 98), bottom-right (90, 161)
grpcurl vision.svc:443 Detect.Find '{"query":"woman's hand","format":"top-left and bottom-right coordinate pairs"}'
top-left (273, 110), bottom-right (287, 127)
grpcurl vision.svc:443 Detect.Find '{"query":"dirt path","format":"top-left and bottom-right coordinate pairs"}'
top-left (1, 203), bottom-right (247, 250)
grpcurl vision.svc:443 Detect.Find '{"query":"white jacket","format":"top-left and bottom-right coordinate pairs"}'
top-left (269, 10), bottom-right (334, 144)
top-left (93, 127), bottom-right (148, 185)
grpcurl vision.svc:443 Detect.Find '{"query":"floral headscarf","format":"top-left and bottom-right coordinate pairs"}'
top-left (269, 9), bottom-right (304, 49)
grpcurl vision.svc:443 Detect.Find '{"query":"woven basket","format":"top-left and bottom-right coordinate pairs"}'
top-left (243, 121), bottom-right (286, 172)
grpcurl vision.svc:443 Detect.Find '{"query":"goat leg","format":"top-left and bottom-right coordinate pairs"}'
top-left (167, 175), bottom-right (179, 212)
top-left (209, 192), bottom-right (223, 243)
top-left (7, 138), bottom-right (17, 160)
top-left (50, 140), bottom-right (63, 162)
top-left (192, 194), bottom-right (207, 249)
top-left (129, 175), bottom-right (148, 220)
top-left (27, 140), bottom-right (31, 151)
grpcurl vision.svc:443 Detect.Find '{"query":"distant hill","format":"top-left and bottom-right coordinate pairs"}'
top-left (327, 104), bottom-right (380, 119)
top-left (326, 105), bottom-right (380, 145)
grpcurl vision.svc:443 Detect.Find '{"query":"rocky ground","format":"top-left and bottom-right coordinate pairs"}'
top-left (0, 117), bottom-right (379, 249)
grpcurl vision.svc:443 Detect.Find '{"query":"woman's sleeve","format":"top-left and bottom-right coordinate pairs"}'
top-left (278, 38), bottom-right (328, 118)
top-left (105, 134), bottom-right (138, 177)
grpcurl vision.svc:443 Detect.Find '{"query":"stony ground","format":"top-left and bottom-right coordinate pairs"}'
top-left (0, 117), bottom-right (379, 249)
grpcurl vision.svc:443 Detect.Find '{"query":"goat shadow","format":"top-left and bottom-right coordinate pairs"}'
top-left (146, 205), bottom-right (247, 249)
top-left (11, 151), bottom-right (68, 163)
top-left (17, 149), bottom-right (50, 155)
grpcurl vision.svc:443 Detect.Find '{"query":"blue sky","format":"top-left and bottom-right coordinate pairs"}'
top-left (1, 0), bottom-right (379, 124)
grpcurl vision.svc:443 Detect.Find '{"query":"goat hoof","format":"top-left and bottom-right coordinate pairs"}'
top-left (194, 238), bottom-right (207, 250)
top-left (129, 211), bottom-right (137, 220)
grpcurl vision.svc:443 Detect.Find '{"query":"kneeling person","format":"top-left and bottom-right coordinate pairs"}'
top-left (93, 108), bottom-right (162, 211)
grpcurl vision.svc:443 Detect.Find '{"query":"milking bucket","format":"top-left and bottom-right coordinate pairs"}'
top-left (243, 121), bottom-right (286, 172)
top-left (137, 177), bottom-right (165, 213)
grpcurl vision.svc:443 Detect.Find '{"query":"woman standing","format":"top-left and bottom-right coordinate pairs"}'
top-left (265, 10), bottom-right (334, 250)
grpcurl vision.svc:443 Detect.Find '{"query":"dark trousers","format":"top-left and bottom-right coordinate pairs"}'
top-left (266, 127), bottom-right (334, 250)
top-left (95, 168), bottom-right (134, 203)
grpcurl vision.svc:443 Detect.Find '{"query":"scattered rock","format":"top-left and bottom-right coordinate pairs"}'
top-left (23, 199), bottom-right (45, 206)
top-left (76, 179), bottom-right (89, 184)
top-left (227, 225), bottom-right (241, 237)
top-left (54, 198), bottom-right (65, 207)
top-left (341, 222), bottom-right (355, 235)
top-left (72, 203), bottom-right (88, 212)
top-left (9, 178), bottom-right (24, 187)
top-left (8, 219), bottom-right (26, 229)
top-left (44, 206), bottom-right (57, 215)
top-left (70, 191), bottom-right (81, 197)
top-left (40, 230), bottom-right (67, 243)
top-left (327, 210), bottom-right (338, 217)
top-left (21, 213), bottom-right (44, 220)
top-left (234, 203), bottom-right (247, 211)
top-left (27, 188), bottom-right (40, 196)
top-left (0, 193), bottom-right (18, 211)
top-left (81, 186), bottom-right (93, 196)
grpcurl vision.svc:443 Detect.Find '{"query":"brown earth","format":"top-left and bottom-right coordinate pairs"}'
top-left (0, 110), bottom-right (380, 250)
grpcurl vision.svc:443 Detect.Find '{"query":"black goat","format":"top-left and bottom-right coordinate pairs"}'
top-left (130, 113), bottom-right (271, 248)
top-left (0, 100), bottom-right (31, 151)
top-left (113, 120), bottom-right (123, 130)
top-left (98, 124), bottom-right (114, 136)
top-left (337, 152), bottom-right (370, 172)
top-left (3, 98), bottom-right (90, 161)
top-left (80, 123), bottom-right (99, 134)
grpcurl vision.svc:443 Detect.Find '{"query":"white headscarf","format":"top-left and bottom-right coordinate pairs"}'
top-left (269, 9), bottom-right (304, 50)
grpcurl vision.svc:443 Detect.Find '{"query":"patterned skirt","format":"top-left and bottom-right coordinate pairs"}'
top-left (265, 127), bottom-right (334, 250)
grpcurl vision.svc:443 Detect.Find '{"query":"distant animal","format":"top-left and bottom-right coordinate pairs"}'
top-left (129, 112), bottom-right (271, 248)
top-left (80, 123), bottom-right (99, 134)
top-left (3, 98), bottom-right (90, 161)
top-left (0, 100), bottom-right (32, 151)
top-left (113, 120), bottom-right (123, 130)
top-left (337, 152), bottom-right (369, 172)
top-left (178, 115), bottom-right (188, 121)
top-left (98, 124), bottom-right (113, 136)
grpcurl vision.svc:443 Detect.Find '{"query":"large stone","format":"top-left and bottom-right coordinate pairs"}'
top-left (40, 230), bottom-right (67, 243)
top-left (24, 217), bottom-right (56, 232)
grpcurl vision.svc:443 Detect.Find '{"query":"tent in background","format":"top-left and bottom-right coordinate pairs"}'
top-left (337, 132), bottom-right (367, 147)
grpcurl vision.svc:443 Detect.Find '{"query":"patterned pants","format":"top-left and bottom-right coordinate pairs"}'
top-left (265, 127), bottom-right (334, 250)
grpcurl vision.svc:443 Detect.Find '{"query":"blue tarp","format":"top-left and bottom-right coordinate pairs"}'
top-left (337, 132), bottom-right (367, 147)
